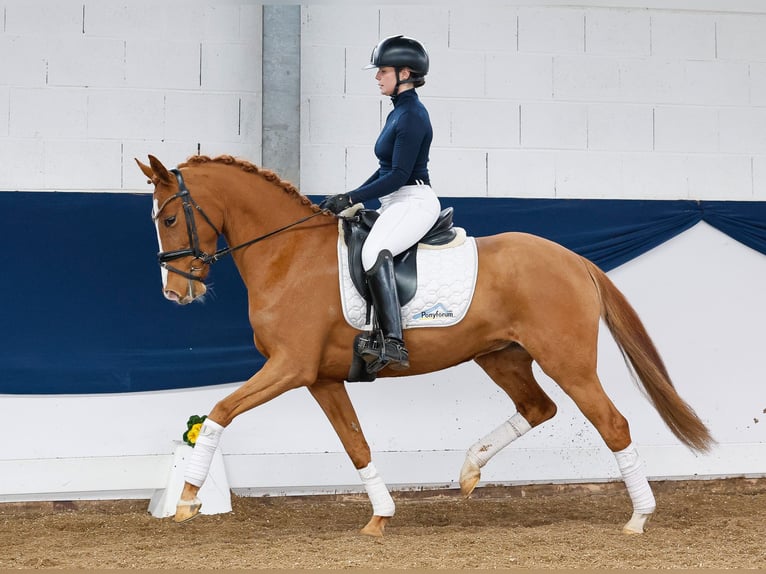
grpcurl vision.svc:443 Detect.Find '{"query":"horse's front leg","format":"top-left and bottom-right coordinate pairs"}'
top-left (174, 360), bottom-right (313, 523)
top-left (308, 379), bottom-right (394, 537)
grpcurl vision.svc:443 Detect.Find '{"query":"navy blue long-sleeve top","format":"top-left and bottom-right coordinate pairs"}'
top-left (348, 89), bottom-right (432, 204)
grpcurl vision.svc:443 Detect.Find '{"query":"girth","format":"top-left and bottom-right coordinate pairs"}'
top-left (341, 207), bottom-right (457, 305)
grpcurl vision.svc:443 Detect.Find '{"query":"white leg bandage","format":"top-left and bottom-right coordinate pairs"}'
top-left (614, 443), bottom-right (656, 514)
top-left (184, 418), bottom-right (225, 487)
top-left (467, 412), bottom-right (532, 468)
top-left (358, 462), bottom-right (395, 517)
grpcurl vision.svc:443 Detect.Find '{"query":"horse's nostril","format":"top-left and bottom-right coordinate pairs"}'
top-left (164, 289), bottom-right (181, 302)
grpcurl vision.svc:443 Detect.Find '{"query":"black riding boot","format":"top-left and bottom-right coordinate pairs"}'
top-left (362, 250), bottom-right (410, 371)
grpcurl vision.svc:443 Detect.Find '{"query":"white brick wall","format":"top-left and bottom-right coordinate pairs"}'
top-left (0, 87), bottom-right (8, 138)
top-left (2, 2), bottom-right (766, 199)
top-left (0, 0), bottom-right (262, 192)
top-left (650, 13), bottom-right (716, 59)
top-left (301, 3), bottom-right (766, 200)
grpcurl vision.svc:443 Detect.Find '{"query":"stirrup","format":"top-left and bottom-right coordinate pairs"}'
top-left (360, 337), bottom-right (409, 373)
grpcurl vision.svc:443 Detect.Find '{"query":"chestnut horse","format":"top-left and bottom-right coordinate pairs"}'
top-left (136, 154), bottom-right (713, 536)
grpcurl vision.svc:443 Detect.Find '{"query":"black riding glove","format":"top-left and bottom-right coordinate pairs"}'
top-left (320, 193), bottom-right (353, 214)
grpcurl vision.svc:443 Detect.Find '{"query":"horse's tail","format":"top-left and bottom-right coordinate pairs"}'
top-left (582, 258), bottom-right (714, 453)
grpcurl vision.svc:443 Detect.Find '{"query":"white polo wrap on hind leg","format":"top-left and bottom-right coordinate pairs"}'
top-left (358, 462), bottom-right (395, 517)
top-left (614, 443), bottom-right (655, 514)
top-left (467, 412), bottom-right (532, 468)
top-left (184, 418), bottom-right (225, 487)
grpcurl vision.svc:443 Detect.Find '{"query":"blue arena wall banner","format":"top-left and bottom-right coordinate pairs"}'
top-left (2, 192), bottom-right (765, 395)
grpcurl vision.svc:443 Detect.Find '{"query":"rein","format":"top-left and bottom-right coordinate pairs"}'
top-left (153, 168), bottom-right (325, 282)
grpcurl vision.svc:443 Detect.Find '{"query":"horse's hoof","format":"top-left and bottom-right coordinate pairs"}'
top-left (622, 511), bottom-right (652, 534)
top-left (173, 497), bottom-right (202, 523)
top-left (360, 515), bottom-right (390, 537)
top-left (459, 457), bottom-right (481, 498)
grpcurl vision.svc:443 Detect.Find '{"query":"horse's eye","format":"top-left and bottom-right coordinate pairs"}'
top-left (164, 215), bottom-right (177, 228)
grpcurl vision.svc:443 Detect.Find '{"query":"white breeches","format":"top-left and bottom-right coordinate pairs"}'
top-left (361, 184), bottom-right (441, 271)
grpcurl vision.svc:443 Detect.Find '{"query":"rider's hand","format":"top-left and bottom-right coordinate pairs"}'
top-left (320, 193), bottom-right (353, 214)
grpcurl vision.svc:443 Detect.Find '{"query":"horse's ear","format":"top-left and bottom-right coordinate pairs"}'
top-left (135, 158), bottom-right (154, 183)
top-left (134, 155), bottom-right (173, 186)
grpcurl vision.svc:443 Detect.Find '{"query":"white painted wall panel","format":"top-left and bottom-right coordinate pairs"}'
top-left (518, 7), bottom-right (585, 54)
top-left (685, 155), bottom-right (754, 199)
top-left (587, 103), bottom-right (653, 151)
top-left (487, 150), bottom-right (556, 198)
top-left (299, 144), bottom-right (347, 196)
top-left (164, 93), bottom-right (242, 142)
top-left (4, 0), bottom-right (83, 36)
top-left (620, 152), bottom-right (690, 199)
top-left (202, 42), bottom-right (261, 92)
top-left (379, 5), bottom-right (450, 50)
top-left (749, 63), bottom-right (766, 105)
top-left (9, 88), bottom-right (88, 139)
top-left (585, 9), bottom-right (650, 57)
top-left (449, 100), bottom-right (520, 149)
top-left (521, 102), bottom-right (588, 149)
top-left (719, 108), bottom-right (766, 154)
top-left (46, 38), bottom-right (126, 88)
top-left (485, 54), bottom-right (553, 100)
top-left (346, 46), bottom-right (381, 95)
top-left (617, 59), bottom-right (686, 104)
top-left (553, 55), bottom-right (621, 101)
top-left (0, 139), bottom-right (44, 189)
top-left (649, 13), bottom-right (716, 60)
top-left (298, 4), bottom-right (766, 200)
top-left (0, 0), bottom-right (262, 192)
top-left (307, 96), bottom-right (380, 146)
top-left (43, 140), bottom-right (122, 190)
top-left (753, 157), bottom-right (766, 199)
top-left (553, 150), bottom-right (623, 197)
top-left (124, 41), bottom-right (202, 90)
top-left (428, 148), bottom-right (487, 197)
top-left (301, 45), bottom-right (346, 95)
top-left (653, 107), bottom-right (719, 153)
top-left (683, 61), bottom-right (750, 106)
top-left (717, 14), bottom-right (766, 61)
top-left (423, 49), bottom-right (486, 99)
top-left (87, 91), bottom-right (165, 140)
top-left (0, 37), bottom-right (48, 86)
top-left (448, 5), bottom-right (518, 52)
top-left (301, 5), bottom-right (379, 48)
top-left (0, 87), bottom-right (8, 138)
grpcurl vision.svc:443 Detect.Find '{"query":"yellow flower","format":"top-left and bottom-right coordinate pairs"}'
top-left (187, 423), bottom-right (202, 445)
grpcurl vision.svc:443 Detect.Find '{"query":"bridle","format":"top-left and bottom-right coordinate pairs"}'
top-left (152, 168), bottom-right (324, 283)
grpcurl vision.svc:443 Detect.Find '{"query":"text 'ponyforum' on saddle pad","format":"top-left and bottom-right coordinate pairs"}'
top-left (337, 229), bottom-right (479, 330)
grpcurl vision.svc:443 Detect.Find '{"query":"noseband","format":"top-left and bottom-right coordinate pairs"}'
top-left (152, 169), bottom-right (324, 283)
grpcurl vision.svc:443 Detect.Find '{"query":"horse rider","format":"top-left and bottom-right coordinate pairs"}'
top-left (321, 34), bottom-right (441, 371)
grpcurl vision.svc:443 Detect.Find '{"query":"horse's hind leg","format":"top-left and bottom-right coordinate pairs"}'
top-left (461, 345), bottom-right (558, 496)
top-left (538, 353), bottom-right (656, 534)
top-left (308, 379), bottom-right (394, 537)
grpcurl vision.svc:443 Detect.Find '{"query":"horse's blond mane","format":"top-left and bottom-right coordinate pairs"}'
top-left (179, 155), bottom-right (320, 211)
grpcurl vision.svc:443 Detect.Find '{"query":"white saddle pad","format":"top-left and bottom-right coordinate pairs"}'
top-left (337, 228), bottom-right (479, 330)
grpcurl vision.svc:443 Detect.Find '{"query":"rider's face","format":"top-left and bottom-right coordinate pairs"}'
top-left (375, 66), bottom-right (411, 96)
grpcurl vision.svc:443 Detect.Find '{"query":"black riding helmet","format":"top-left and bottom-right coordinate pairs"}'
top-left (364, 35), bottom-right (429, 94)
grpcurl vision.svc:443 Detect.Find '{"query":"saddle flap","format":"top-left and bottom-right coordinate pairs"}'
top-left (341, 207), bottom-right (458, 305)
